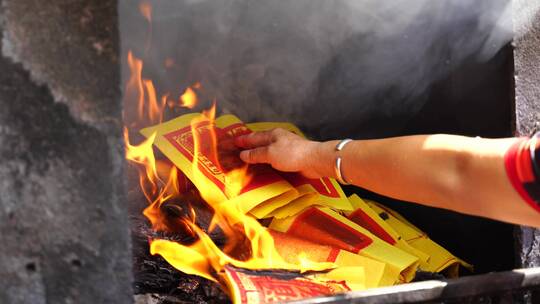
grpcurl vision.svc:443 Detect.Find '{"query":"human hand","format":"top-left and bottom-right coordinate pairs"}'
top-left (234, 128), bottom-right (326, 179)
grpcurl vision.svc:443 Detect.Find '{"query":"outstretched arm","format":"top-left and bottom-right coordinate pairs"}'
top-left (235, 129), bottom-right (540, 227)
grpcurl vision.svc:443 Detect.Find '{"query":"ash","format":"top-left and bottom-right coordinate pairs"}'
top-left (132, 218), bottom-right (230, 304)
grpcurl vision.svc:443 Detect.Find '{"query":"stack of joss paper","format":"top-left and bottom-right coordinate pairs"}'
top-left (141, 113), bottom-right (472, 303)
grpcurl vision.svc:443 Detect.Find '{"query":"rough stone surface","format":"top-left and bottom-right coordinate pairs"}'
top-left (0, 0), bottom-right (132, 303)
top-left (1, 0), bottom-right (121, 129)
top-left (513, 0), bottom-right (540, 270)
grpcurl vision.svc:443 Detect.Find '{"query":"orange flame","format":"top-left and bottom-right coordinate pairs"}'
top-left (151, 220), bottom-right (334, 280)
top-left (142, 164), bottom-right (183, 232)
top-left (142, 80), bottom-right (165, 123)
top-left (180, 86), bottom-right (198, 109)
top-left (125, 51), bottom-right (167, 125)
top-left (125, 102), bottom-right (334, 281)
top-left (124, 127), bottom-right (186, 232)
top-left (124, 41), bottom-right (332, 286)
top-left (124, 128), bottom-right (159, 202)
top-left (126, 51), bottom-right (145, 122)
top-left (145, 103), bottom-right (334, 280)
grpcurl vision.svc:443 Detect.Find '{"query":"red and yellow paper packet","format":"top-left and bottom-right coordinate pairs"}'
top-left (269, 230), bottom-right (386, 288)
top-left (345, 195), bottom-right (430, 264)
top-left (247, 122), bottom-right (353, 217)
top-left (140, 112), bottom-right (471, 303)
top-left (269, 206), bottom-right (420, 285)
top-left (140, 114), bottom-right (353, 219)
top-left (140, 114), bottom-right (298, 217)
top-left (222, 265), bottom-right (359, 304)
top-left (363, 199), bottom-right (472, 277)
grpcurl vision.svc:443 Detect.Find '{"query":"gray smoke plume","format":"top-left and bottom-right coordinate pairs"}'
top-left (120, 0), bottom-right (514, 139)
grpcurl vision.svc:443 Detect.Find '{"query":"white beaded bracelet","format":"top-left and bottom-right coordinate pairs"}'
top-left (334, 139), bottom-right (353, 185)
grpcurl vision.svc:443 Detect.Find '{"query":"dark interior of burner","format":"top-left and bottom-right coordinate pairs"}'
top-left (121, 0), bottom-right (515, 300)
top-left (347, 44), bottom-right (515, 275)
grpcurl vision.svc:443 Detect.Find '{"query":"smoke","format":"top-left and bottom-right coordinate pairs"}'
top-left (120, 0), bottom-right (514, 139)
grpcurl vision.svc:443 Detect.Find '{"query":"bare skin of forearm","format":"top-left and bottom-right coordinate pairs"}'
top-left (311, 135), bottom-right (540, 227)
top-left (236, 130), bottom-right (540, 227)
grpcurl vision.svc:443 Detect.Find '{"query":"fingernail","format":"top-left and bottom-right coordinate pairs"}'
top-left (239, 150), bottom-right (248, 162)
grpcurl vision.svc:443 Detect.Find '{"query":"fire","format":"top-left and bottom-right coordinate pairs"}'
top-left (124, 0), bottom-right (333, 291)
top-left (180, 86), bottom-right (198, 109)
top-left (150, 239), bottom-right (215, 281)
top-left (224, 165), bottom-right (250, 199)
top-left (125, 51), bottom-right (166, 125)
top-left (124, 128), bottom-right (159, 203)
top-left (142, 164), bottom-right (182, 232)
top-left (142, 80), bottom-right (165, 123)
top-left (125, 74), bottom-right (332, 283)
top-left (125, 126), bottom-right (190, 232)
top-left (125, 50), bottom-right (200, 125)
top-left (125, 52), bottom-right (144, 122)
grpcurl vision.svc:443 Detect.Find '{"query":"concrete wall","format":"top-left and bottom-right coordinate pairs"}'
top-left (0, 0), bottom-right (132, 303)
top-left (513, 0), bottom-right (540, 270)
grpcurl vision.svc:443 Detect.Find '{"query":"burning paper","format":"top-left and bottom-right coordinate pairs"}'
top-left (269, 230), bottom-right (387, 289)
top-left (140, 113), bottom-right (354, 219)
top-left (222, 265), bottom-right (359, 304)
top-left (140, 113), bottom-right (299, 218)
top-left (127, 109), bottom-right (471, 303)
top-left (128, 109), bottom-right (342, 298)
top-left (123, 7), bottom-right (470, 303)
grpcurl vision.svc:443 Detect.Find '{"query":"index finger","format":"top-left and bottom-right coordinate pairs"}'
top-left (234, 130), bottom-right (275, 149)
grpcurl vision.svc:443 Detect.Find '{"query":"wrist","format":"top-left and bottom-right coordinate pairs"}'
top-left (309, 140), bottom-right (339, 179)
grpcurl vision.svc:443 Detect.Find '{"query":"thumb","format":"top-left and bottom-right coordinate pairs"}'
top-left (239, 147), bottom-right (269, 164)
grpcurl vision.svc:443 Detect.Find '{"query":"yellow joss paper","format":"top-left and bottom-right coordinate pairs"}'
top-left (247, 122), bottom-right (353, 217)
top-left (269, 206), bottom-right (419, 285)
top-left (366, 200), bottom-right (472, 277)
top-left (346, 195), bottom-right (430, 264)
top-left (310, 267), bottom-right (366, 292)
top-left (140, 113), bottom-right (298, 216)
top-left (247, 122), bottom-right (304, 136)
top-left (269, 230), bottom-right (385, 288)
